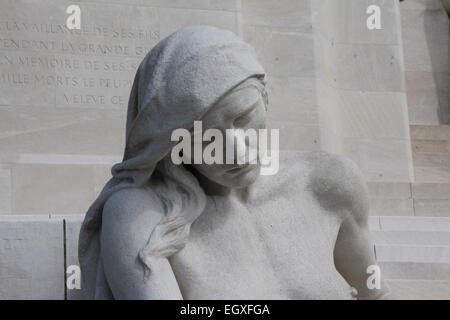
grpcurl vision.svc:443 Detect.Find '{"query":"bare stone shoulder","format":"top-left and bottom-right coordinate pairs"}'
top-left (304, 151), bottom-right (370, 223)
top-left (102, 186), bottom-right (166, 226)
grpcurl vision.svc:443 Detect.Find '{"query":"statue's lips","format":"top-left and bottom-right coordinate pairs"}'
top-left (226, 164), bottom-right (254, 174)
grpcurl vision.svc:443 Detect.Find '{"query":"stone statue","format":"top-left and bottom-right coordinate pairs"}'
top-left (78, 25), bottom-right (390, 300)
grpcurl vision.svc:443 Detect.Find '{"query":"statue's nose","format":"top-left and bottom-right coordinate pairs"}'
top-left (226, 130), bottom-right (257, 165)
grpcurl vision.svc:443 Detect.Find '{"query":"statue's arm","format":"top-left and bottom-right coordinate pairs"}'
top-left (331, 157), bottom-right (391, 300)
top-left (101, 187), bottom-right (183, 300)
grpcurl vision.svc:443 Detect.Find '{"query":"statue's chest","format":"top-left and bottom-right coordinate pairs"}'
top-left (169, 194), bottom-right (353, 299)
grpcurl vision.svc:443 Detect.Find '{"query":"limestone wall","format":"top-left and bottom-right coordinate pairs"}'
top-left (400, 0), bottom-right (449, 124)
top-left (312, 0), bottom-right (414, 182)
top-left (0, 0), bottom-right (449, 300)
top-left (0, 0), bottom-right (241, 216)
top-left (1, 0), bottom-right (429, 216)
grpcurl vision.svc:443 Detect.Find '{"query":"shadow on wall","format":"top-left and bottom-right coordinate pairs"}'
top-left (442, 0), bottom-right (450, 16)
top-left (425, 0), bottom-right (450, 123)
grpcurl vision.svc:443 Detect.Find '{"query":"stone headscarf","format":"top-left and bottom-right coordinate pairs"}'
top-left (78, 25), bottom-right (265, 298)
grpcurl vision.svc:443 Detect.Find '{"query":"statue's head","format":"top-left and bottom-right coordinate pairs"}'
top-left (185, 76), bottom-right (268, 190)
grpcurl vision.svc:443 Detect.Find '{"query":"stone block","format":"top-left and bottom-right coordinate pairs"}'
top-left (410, 125), bottom-right (450, 140)
top-left (337, 90), bottom-right (409, 139)
top-left (342, 138), bottom-right (414, 182)
top-left (414, 199), bottom-right (450, 217)
top-left (412, 183), bottom-right (450, 199)
top-left (0, 0), bottom-right (162, 109)
top-left (372, 230), bottom-right (450, 246)
top-left (77, 0), bottom-right (240, 12)
top-left (415, 166), bottom-right (450, 183)
top-left (313, 0), bottom-right (401, 45)
top-left (386, 279), bottom-right (450, 299)
top-left (0, 106), bottom-right (126, 163)
top-left (379, 216), bottom-right (450, 232)
top-left (403, 38), bottom-right (449, 73)
top-left (366, 182), bottom-right (412, 199)
top-left (159, 7), bottom-right (239, 39)
top-left (63, 215), bottom-right (85, 300)
top-left (405, 71), bottom-right (442, 125)
top-left (412, 139), bottom-right (450, 154)
top-left (401, 6), bottom-right (449, 44)
top-left (332, 42), bottom-right (405, 92)
top-left (400, 0), bottom-right (445, 10)
top-left (265, 76), bottom-right (318, 125)
top-left (241, 0), bottom-right (311, 31)
top-left (368, 216), bottom-right (381, 231)
top-left (369, 198), bottom-right (414, 216)
top-left (242, 25), bottom-right (315, 78)
top-left (413, 152), bottom-right (450, 167)
top-left (267, 120), bottom-right (320, 151)
top-left (375, 244), bottom-right (450, 263)
top-left (11, 163), bottom-right (95, 215)
top-left (0, 164), bottom-right (12, 214)
top-left (0, 215), bottom-right (64, 299)
top-left (378, 261), bottom-right (450, 280)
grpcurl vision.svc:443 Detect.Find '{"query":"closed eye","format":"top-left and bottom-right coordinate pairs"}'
top-left (233, 102), bottom-right (258, 127)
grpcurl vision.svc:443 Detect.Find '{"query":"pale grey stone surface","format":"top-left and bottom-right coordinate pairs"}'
top-left (11, 164), bottom-right (95, 215)
top-left (369, 198), bottom-right (414, 216)
top-left (386, 279), bottom-right (450, 299)
top-left (412, 183), bottom-right (450, 199)
top-left (411, 125), bottom-right (450, 183)
top-left (311, 0), bottom-right (414, 183)
top-left (342, 138), bottom-right (414, 182)
top-left (0, 164), bottom-right (12, 215)
top-left (372, 230), bottom-right (450, 246)
top-left (414, 199), bottom-right (450, 217)
top-left (0, 215), bottom-right (64, 299)
top-left (368, 216), bottom-right (381, 231)
top-left (380, 216), bottom-right (450, 232)
top-left (0, 0), bottom-right (241, 216)
top-left (376, 244), bottom-right (450, 263)
top-left (379, 261), bottom-right (450, 280)
top-left (367, 182), bottom-right (412, 199)
top-left (313, 0), bottom-right (401, 45)
top-left (400, 0), bottom-right (450, 124)
top-left (0, 0), bottom-right (448, 300)
top-left (64, 215), bottom-right (85, 300)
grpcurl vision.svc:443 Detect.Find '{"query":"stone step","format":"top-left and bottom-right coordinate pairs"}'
top-left (378, 261), bottom-right (450, 281)
top-left (372, 230), bottom-right (450, 246)
top-left (367, 182), bottom-right (450, 216)
top-left (386, 279), bottom-right (450, 299)
top-left (368, 181), bottom-right (450, 200)
top-left (377, 216), bottom-right (450, 232)
top-left (414, 199), bottom-right (450, 217)
top-left (412, 139), bottom-right (450, 154)
top-left (413, 152), bottom-right (450, 168)
top-left (412, 182), bottom-right (450, 199)
top-left (370, 218), bottom-right (450, 266)
top-left (410, 124), bottom-right (450, 141)
top-left (410, 125), bottom-right (450, 183)
top-left (375, 244), bottom-right (450, 263)
top-left (369, 198), bottom-right (450, 217)
top-left (414, 166), bottom-right (450, 183)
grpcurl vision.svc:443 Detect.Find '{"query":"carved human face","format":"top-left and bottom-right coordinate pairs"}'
top-left (190, 84), bottom-right (267, 189)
